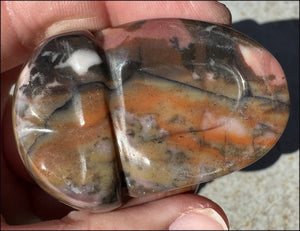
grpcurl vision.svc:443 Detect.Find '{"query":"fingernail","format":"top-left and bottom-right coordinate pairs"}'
top-left (45, 17), bottom-right (104, 38)
top-left (169, 208), bottom-right (228, 230)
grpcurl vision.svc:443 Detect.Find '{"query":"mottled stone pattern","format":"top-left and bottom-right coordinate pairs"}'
top-left (13, 32), bottom-right (122, 211)
top-left (13, 19), bottom-right (289, 211)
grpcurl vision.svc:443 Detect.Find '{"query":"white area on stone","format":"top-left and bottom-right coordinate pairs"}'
top-left (201, 113), bottom-right (247, 136)
top-left (124, 111), bottom-right (169, 141)
top-left (41, 51), bottom-right (60, 63)
top-left (209, 59), bottom-right (215, 66)
top-left (66, 181), bottom-right (82, 194)
top-left (113, 108), bottom-right (169, 168)
top-left (18, 64), bottom-right (31, 89)
top-left (224, 117), bottom-right (247, 136)
top-left (238, 44), bottom-right (265, 77)
top-left (201, 111), bottom-right (218, 130)
top-left (139, 115), bottom-right (157, 133)
top-left (41, 51), bottom-right (52, 56)
top-left (192, 72), bottom-right (201, 80)
top-left (206, 72), bottom-right (215, 81)
top-left (9, 84), bottom-right (15, 96)
top-left (47, 80), bottom-right (64, 87)
top-left (204, 25), bottom-right (217, 32)
top-left (28, 106), bottom-right (41, 120)
top-left (92, 136), bottom-right (113, 155)
top-left (55, 49), bottom-right (101, 75)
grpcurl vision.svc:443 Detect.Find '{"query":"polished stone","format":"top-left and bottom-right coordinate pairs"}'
top-left (13, 19), bottom-right (290, 211)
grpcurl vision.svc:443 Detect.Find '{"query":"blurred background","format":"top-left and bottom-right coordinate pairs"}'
top-left (197, 1), bottom-right (299, 230)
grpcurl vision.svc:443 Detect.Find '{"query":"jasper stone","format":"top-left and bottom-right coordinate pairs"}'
top-left (13, 19), bottom-right (290, 211)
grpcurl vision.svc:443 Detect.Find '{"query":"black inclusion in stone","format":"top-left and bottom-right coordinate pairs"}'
top-left (169, 36), bottom-right (196, 72)
top-left (204, 28), bottom-right (236, 64)
top-left (181, 43), bottom-right (196, 72)
top-left (21, 32), bottom-right (105, 98)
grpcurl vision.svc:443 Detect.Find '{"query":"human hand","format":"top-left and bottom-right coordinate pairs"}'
top-left (1, 1), bottom-right (231, 230)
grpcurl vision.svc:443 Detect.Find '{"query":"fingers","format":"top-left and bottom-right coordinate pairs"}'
top-left (1, 1), bottom-right (232, 72)
top-left (105, 1), bottom-right (231, 26)
top-left (1, 1), bottom-right (109, 72)
top-left (2, 194), bottom-right (229, 230)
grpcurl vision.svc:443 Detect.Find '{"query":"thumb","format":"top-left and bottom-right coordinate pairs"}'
top-left (2, 194), bottom-right (229, 230)
top-left (169, 207), bottom-right (228, 230)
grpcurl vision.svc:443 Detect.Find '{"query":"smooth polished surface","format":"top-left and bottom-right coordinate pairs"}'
top-left (13, 19), bottom-right (290, 211)
top-left (203, 2), bottom-right (299, 230)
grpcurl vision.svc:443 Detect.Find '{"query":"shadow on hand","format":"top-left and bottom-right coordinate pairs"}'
top-left (233, 19), bottom-right (299, 171)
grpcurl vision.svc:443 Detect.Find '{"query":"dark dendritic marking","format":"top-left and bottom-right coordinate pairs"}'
top-left (181, 43), bottom-right (197, 72)
top-left (21, 32), bottom-right (108, 98)
top-left (182, 19), bottom-right (264, 84)
top-left (167, 26), bottom-right (283, 105)
top-left (164, 149), bottom-right (189, 164)
top-left (170, 36), bottom-right (197, 72)
top-left (169, 36), bottom-right (180, 50)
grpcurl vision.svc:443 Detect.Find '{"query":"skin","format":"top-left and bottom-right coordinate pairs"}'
top-left (1, 1), bottom-right (235, 230)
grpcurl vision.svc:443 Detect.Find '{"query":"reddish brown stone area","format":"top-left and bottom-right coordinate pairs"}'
top-left (13, 19), bottom-right (289, 211)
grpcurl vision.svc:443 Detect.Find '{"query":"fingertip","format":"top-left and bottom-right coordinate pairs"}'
top-left (1, 1), bottom-right (109, 72)
top-left (215, 1), bottom-right (232, 26)
top-left (164, 194), bottom-right (229, 230)
top-left (60, 193), bottom-right (229, 230)
top-left (105, 1), bottom-right (232, 26)
top-left (169, 207), bottom-right (228, 230)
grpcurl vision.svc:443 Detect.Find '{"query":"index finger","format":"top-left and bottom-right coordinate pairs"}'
top-left (1, 1), bottom-right (109, 72)
top-left (1, 1), bottom-right (231, 72)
